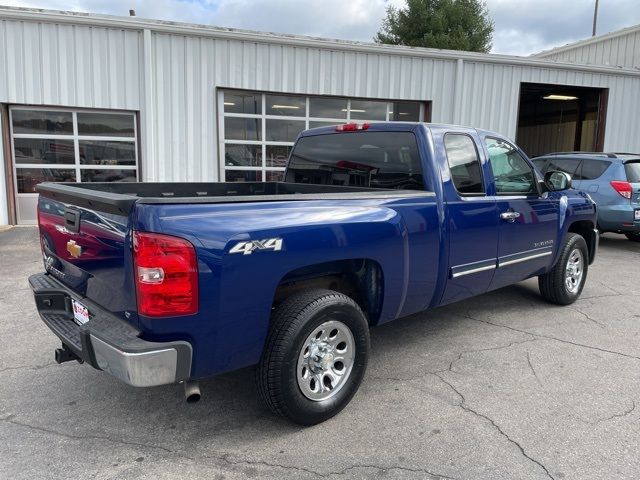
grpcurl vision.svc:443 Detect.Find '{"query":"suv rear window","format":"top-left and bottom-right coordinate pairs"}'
top-left (286, 132), bottom-right (425, 190)
top-left (625, 161), bottom-right (640, 183)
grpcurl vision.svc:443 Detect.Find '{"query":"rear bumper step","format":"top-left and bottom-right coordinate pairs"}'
top-left (29, 273), bottom-right (192, 387)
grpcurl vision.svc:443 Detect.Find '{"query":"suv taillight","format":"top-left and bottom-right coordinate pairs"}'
top-left (133, 231), bottom-right (199, 317)
top-left (610, 180), bottom-right (633, 199)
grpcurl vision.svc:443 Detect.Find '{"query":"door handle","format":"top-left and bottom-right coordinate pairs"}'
top-left (500, 211), bottom-right (521, 222)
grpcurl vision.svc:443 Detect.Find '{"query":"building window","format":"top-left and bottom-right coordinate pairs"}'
top-left (218, 90), bottom-right (425, 182)
top-left (9, 107), bottom-right (138, 224)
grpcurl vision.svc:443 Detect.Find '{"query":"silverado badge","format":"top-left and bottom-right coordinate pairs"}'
top-left (66, 240), bottom-right (82, 259)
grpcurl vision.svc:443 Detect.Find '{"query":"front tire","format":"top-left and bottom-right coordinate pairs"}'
top-left (538, 233), bottom-right (588, 305)
top-left (625, 232), bottom-right (640, 242)
top-left (257, 289), bottom-right (370, 425)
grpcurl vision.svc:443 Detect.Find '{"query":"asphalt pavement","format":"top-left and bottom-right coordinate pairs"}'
top-left (1, 226), bottom-right (639, 480)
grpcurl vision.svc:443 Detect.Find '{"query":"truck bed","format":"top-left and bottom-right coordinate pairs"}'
top-left (37, 182), bottom-right (435, 215)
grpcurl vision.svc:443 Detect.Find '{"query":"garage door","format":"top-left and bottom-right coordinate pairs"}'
top-left (218, 90), bottom-right (427, 182)
top-left (9, 107), bottom-right (138, 224)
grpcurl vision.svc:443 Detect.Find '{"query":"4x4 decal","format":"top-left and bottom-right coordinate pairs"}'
top-left (229, 238), bottom-right (284, 255)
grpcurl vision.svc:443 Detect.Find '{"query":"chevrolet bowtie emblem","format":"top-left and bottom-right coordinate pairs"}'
top-left (66, 240), bottom-right (82, 259)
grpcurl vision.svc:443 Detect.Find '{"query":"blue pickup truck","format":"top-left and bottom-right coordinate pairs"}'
top-left (30, 122), bottom-right (598, 425)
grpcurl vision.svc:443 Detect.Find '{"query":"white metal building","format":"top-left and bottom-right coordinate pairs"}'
top-left (1, 6), bottom-right (639, 225)
top-left (534, 24), bottom-right (640, 70)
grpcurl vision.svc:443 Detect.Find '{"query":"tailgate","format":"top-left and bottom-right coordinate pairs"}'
top-left (37, 195), bottom-right (137, 325)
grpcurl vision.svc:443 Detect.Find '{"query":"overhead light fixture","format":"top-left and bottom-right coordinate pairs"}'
top-left (345, 109), bottom-right (366, 113)
top-left (543, 94), bottom-right (578, 101)
top-left (223, 102), bottom-right (235, 106)
top-left (272, 104), bottom-right (300, 109)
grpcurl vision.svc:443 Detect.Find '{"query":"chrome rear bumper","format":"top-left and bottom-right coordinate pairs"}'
top-left (30, 273), bottom-right (192, 387)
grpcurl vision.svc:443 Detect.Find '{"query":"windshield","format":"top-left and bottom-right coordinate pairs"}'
top-left (286, 131), bottom-right (425, 190)
top-left (625, 161), bottom-right (640, 183)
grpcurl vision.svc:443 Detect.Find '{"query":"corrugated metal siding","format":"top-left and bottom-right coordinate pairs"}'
top-left (0, 14), bottom-right (640, 220)
top-left (538, 29), bottom-right (640, 70)
top-left (454, 60), bottom-right (640, 151)
top-left (0, 19), bottom-right (142, 109)
top-left (147, 32), bottom-right (460, 181)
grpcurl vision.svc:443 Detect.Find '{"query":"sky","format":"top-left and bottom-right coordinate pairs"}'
top-left (2, 0), bottom-right (640, 56)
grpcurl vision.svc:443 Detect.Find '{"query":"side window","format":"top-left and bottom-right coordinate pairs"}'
top-left (444, 134), bottom-right (484, 194)
top-left (484, 137), bottom-right (536, 195)
top-left (547, 158), bottom-right (582, 177)
top-left (577, 159), bottom-right (611, 180)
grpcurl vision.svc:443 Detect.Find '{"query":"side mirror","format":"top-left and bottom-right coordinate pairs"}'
top-left (544, 170), bottom-right (572, 191)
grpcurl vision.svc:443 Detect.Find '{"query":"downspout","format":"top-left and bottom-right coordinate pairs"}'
top-left (452, 58), bottom-right (464, 125)
top-left (142, 28), bottom-right (156, 182)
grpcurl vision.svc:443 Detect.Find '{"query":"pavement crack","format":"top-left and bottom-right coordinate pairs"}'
top-left (3, 414), bottom-right (414, 479)
top-left (526, 351), bottom-right (543, 387)
top-left (594, 401), bottom-right (636, 424)
top-left (0, 362), bottom-right (57, 374)
top-left (568, 307), bottom-right (606, 329)
top-left (327, 463), bottom-right (456, 479)
top-left (370, 337), bottom-right (538, 383)
top-left (434, 374), bottom-right (554, 480)
top-left (463, 312), bottom-right (640, 362)
top-left (596, 281), bottom-right (623, 295)
top-left (447, 337), bottom-right (537, 373)
top-left (0, 414), bottom-right (190, 459)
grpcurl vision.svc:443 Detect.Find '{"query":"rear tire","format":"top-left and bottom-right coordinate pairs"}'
top-left (257, 289), bottom-right (369, 426)
top-left (625, 232), bottom-right (640, 242)
top-left (538, 233), bottom-right (588, 305)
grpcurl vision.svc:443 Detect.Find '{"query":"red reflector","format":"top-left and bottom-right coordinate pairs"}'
top-left (133, 231), bottom-right (198, 317)
top-left (336, 122), bottom-right (370, 132)
top-left (610, 180), bottom-right (633, 199)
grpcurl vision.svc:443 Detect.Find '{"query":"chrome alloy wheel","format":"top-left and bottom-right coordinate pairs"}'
top-left (565, 248), bottom-right (584, 294)
top-left (296, 320), bottom-right (355, 402)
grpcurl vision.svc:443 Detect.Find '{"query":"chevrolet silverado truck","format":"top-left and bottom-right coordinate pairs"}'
top-left (30, 122), bottom-right (598, 425)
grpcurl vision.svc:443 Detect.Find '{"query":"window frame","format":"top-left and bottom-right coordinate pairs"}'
top-left (9, 105), bottom-right (139, 197)
top-left (218, 89), bottom-right (427, 183)
top-left (443, 132), bottom-right (486, 196)
top-left (484, 136), bottom-right (539, 196)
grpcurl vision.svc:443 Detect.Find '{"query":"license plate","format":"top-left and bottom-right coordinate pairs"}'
top-left (635, 210), bottom-right (640, 221)
top-left (72, 299), bottom-right (90, 325)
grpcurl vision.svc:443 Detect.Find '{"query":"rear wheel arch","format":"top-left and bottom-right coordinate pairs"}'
top-left (272, 259), bottom-right (384, 325)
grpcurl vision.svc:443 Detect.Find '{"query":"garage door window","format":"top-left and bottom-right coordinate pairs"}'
top-left (219, 90), bottom-right (426, 182)
top-left (10, 107), bottom-right (138, 224)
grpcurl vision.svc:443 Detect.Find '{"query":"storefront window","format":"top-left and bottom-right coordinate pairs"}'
top-left (220, 91), bottom-right (425, 182)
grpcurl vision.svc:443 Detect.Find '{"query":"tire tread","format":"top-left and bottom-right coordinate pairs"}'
top-left (256, 289), bottom-right (367, 422)
top-left (538, 233), bottom-right (587, 305)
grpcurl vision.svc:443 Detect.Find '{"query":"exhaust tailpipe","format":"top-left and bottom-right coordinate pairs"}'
top-left (183, 380), bottom-right (201, 403)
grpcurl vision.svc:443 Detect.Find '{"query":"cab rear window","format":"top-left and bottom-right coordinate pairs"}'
top-left (286, 132), bottom-right (425, 190)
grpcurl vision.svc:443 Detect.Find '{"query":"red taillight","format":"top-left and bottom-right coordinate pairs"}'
top-left (610, 180), bottom-right (633, 199)
top-left (336, 122), bottom-right (370, 132)
top-left (133, 231), bottom-right (199, 317)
